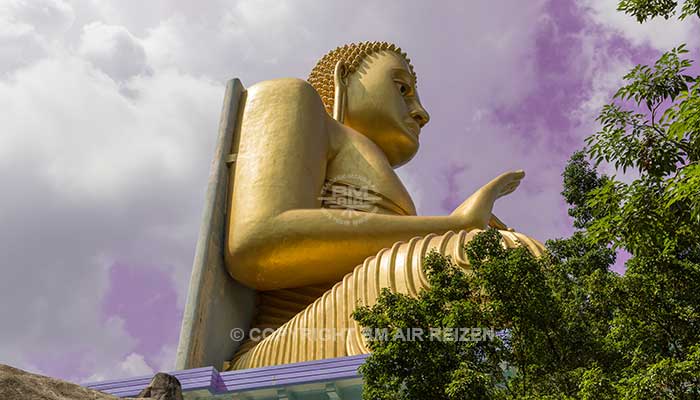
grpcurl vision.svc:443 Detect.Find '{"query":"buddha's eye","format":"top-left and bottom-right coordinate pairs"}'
top-left (395, 80), bottom-right (411, 96)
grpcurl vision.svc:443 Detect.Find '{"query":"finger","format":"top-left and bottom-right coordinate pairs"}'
top-left (508, 173), bottom-right (525, 183)
top-left (500, 182), bottom-right (520, 196)
top-left (497, 169), bottom-right (523, 178)
top-left (513, 169), bottom-right (526, 179)
top-left (507, 179), bottom-right (521, 188)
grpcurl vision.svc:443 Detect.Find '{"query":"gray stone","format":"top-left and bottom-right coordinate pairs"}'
top-left (0, 363), bottom-right (118, 399)
top-left (0, 364), bottom-right (184, 400)
top-left (136, 372), bottom-right (183, 400)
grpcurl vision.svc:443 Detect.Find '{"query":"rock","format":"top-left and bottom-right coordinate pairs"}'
top-left (0, 364), bottom-right (184, 400)
top-left (0, 363), bottom-right (118, 399)
top-left (136, 372), bottom-right (184, 400)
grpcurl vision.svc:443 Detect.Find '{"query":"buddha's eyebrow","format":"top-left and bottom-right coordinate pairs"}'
top-left (391, 68), bottom-right (415, 85)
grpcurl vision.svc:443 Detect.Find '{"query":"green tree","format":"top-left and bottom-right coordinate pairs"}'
top-left (353, 251), bottom-right (503, 400)
top-left (354, 228), bottom-right (622, 399)
top-left (617, 0), bottom-right (700, 22)
top-left (353, 11), bottom-right (700, 400)
top-left (579, 38), bottom-right (700, 398)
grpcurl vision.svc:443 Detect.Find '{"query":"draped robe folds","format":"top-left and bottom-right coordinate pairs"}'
top-left (225, 180), bottom-right (544, 370)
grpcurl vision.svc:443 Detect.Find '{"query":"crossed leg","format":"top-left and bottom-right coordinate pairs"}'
top-left (228, 229), bottom-right (544, 370)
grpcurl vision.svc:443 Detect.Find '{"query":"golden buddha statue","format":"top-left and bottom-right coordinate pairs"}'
top-left (219, 41), bottom-right (544, 370)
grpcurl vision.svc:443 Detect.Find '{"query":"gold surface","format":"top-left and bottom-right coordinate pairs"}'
top-left (228, 229), bottom-right (544, 370)
top-left (223, 41), bottom-right (539, 369)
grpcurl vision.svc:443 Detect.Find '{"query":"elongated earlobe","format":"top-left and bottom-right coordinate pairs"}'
top-left (333, 61), bottom-right (348, 123)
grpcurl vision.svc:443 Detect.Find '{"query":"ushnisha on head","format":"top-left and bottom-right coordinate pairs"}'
top-left (308, 41), bottom-right (430, 167)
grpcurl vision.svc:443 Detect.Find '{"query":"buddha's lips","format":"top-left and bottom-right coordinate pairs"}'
top-left (404, 119), bottom-right (420, 138)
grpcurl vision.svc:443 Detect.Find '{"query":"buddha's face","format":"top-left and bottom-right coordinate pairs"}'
top-left (344, 51), bottom-right (430, 167)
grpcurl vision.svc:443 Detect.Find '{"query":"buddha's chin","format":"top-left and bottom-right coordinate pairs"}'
top-left (385, 134), bottom-right (419, 167)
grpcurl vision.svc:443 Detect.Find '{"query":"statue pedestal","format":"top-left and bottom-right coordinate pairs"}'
top-left (84, 355), bottom-right (367, 399)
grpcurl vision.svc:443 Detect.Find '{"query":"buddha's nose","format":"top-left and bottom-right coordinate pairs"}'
top-left (410, 104), bottom-right (430, 127)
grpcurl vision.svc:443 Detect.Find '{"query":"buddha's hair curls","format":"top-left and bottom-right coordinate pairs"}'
top-left (308, 41), bottom-right (417, 115)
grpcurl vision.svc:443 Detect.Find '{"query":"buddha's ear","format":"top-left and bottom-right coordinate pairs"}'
top-left (333, 60), bottom-right (349, 123)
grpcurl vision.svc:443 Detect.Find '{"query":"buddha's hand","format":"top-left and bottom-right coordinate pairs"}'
top-left (450, 170), bottom-right (525, 230)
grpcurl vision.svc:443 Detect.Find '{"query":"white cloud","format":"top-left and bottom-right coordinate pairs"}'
top-left (580, 0), bottom-right (700, 50)
top-left (0, 55), bottom-right (220, 202)
top-left (118, 353), bottom-right (155, 377)
top-left (0, 1), bottom-right (51, 73)
top-left (0, 0), bottom-right (221, 381)
top-left (6, 0), bottom-right (74, 37)
top-left (85, 352), bottom-right (154, 383)
top-left (151, 344), bottom-right (177, 373)
top-left (78, 22), bottom-right (148, 81)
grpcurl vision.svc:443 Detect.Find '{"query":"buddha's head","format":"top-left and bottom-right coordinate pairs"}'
top-left (309, 41), bottom-right (430, 167)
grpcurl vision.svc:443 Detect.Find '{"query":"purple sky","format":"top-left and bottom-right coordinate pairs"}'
top-left (1, 0), bottom-right (698, 384)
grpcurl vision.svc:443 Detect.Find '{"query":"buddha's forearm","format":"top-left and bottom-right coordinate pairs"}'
top-left (227, 209), bottom-right (476, 290)
top-left (275, 208), bottom-right (471, 245)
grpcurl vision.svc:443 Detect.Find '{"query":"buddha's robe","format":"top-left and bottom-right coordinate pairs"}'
top-left (225, 181), bottom-right (544, 370)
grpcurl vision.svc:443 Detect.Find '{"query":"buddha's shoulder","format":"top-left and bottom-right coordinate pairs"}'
top-left (247, 78), bottom-right (324, 109)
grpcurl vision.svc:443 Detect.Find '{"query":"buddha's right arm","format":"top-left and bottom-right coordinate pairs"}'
top-left (227, 209), bottom-right (478, 291)
top-left (225, 78), bottom-right (474, 290)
